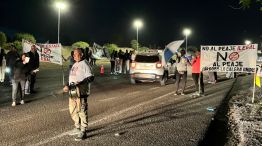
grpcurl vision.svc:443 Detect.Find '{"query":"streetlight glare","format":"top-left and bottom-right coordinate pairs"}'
top-left (55, 1), bottom-right (67, 10)
top-left (183, 28), bottom-right (191, 36)
top-left (245, 40), bottom-right (251, 45)
top-left (133, 19), bottom-right (143, 28)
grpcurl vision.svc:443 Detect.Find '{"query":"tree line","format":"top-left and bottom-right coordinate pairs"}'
top-left (0, 32), bottom-right (150, 54)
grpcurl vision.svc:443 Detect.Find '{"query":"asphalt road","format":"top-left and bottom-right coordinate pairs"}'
top-left (0, 66), bottom-right (236, 146)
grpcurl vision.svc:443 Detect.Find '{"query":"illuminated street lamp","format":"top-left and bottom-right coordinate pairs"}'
top-left (55, 1), bottom-right (67, 43)
top-left (245, 40), bottom-right (251, 45)
top-left (133, 19), bottom-right (143, 52)
top-left (183, 28), bottom-right (191, 53)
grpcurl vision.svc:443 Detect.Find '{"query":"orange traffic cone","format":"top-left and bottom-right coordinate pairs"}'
top-left (100, 65), bottom-right (104, 76)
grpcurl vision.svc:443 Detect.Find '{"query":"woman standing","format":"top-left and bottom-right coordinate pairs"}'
top-left (191, 49), bottom-right (204, 96)
top-left (174, 49), bottom-right (189, 95)
top-left (11, 53), bottom-right (30, 106)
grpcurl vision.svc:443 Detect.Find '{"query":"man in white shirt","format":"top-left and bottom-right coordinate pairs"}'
top-left (63, 48), bottom-right (94, 141)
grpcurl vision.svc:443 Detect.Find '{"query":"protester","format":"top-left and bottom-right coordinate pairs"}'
top-left (118, 50), bottom-right (124, 74)
top-left (27, 45), bottom-right (40, 93)
top-left (208, 72), bottom-right (217, 84)
top-left (191, 49), bottom-right (204, 96)
top-left (174, 49), bottom-right (189, 95)
top-left (110, 50), bottom-right (116, 74)
top-left (63, 51), bottom-right (75, 70)
top-left (0, 48), bottom-right (6, 82)
top-left (11, 53), bottom-right (30, 106)
top-left (123, 50), bottom-right (130, 74)
top-left (63, 48), bottom-right (94, 141)
top-left (6, 46), bottom-right (20, 84)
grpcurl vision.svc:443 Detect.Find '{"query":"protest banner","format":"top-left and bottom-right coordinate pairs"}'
top-left (22, 39), bottom-right (62, 65)
top-left (200, 44), bottom-right (258, 73)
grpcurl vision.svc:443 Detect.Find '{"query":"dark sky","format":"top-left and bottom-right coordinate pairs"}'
top-left (1, 0), bottom-right (262, 48)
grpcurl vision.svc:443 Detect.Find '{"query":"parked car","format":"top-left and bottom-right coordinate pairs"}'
top-left (129, 52), bottom-right (176, 85)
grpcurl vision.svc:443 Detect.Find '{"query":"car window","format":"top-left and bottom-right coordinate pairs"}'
top-left (135, 55), bottom-right (160, 63)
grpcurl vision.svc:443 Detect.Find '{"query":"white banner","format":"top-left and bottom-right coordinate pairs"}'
top-left (200, 44), bottom-right (258, 73)
top-left (22, 40), bottom-right (62, 65)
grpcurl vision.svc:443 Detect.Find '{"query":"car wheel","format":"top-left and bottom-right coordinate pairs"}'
top-left (130, 78), bottom-right (136, 84)
top-left (160, 74), bottom-right (167, 86)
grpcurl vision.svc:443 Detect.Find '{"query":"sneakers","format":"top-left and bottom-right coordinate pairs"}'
top-left (75, 131), bottom-right (86, 141)
top-left (174, 92), bottom-right (185, 96)
top-left (208, 81), bottom-right (216, 84)
top-left (68, 128), bottom-right (81, 136)
top-left (20, 100), bottom-right (25, 105)
top-left (12, 102), bottom-right (16, 107)
top-left (25, 92), bottom-right (30, 95)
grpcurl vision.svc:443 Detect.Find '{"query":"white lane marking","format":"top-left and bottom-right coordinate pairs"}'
top-left (149, 87), bottom-right (161, 90)
top-left (32, 131), bottom-right (71, 146)
top-left (88, 91), bottom-right (176, 126)
top-left (59, 108), bottom-right (68, 112)
top-left (98, 96), bottom-right (118, 102)
top-left (126, 91), bottom-right (141, 95)
top-left (31, 90), bottom-right (177, 146)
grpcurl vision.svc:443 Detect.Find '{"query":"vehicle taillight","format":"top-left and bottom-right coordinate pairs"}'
top-left (156, 62), bottom-right (162, 68)
top-left (131, 62), bottom-right (136, 68)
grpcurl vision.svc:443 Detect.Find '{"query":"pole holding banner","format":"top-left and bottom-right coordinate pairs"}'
top-left (252, 72), bottom-right (256, 103)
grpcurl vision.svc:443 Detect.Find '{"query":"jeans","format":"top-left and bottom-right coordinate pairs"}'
top-left (12, 79), bottom-right (25, 102)
top-left (192, 72), bottom-right (204, 93)
top-left (174, 71), bottom-right (187, 93)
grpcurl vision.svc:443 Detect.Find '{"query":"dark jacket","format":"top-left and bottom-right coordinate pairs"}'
top-left (0, 52), bottom-right (6, 66)
top-left (13, 59), bottom-right (30, 81)
top-left (27, 51), bottom-right (39, 71)
top-left (6, 51), bottom-right (19, 68)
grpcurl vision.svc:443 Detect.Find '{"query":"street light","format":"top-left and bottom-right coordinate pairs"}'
top-left (55, 1), bottom-right (67, 43)
top-left (245, 40), bottom-right (251, 45)
top-left (133, 19), bottom-right (143, 52)
top-left (183, 28), bottom-right (191, 53)
top-left (54, 1), bottom-right (67, 85)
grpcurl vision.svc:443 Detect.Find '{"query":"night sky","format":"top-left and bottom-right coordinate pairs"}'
top-left (1, 0), bottom-right (262, 48)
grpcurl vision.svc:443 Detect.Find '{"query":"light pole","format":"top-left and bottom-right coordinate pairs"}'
top-left (55, 1), bottom-right (67, 44)
top-left (133, 19), bottom-right (143, 52)
top-left (55, 1), bottom-right (67, 85)
top-left (183, 28), bottom-right (191, 53)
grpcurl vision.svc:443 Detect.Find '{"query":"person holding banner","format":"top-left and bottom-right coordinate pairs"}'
top-left (191, 49), bottom-right (204, 96)
top-left (27, 45), bottom-right (39, 94)
top-left (63, 48), bottom-right (94, 141)
top-left (174, 49), bottom-right (189, 95)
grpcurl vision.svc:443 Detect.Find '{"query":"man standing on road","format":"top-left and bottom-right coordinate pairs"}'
top-left (63, 48), bottom-right (94, 141)
top-left (27, 45), bottom-right (39, 93)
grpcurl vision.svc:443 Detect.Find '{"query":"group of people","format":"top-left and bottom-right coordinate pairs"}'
top-left (0, 45), bottom-right (39, 106)
top-left (110, 49), bottom-right (133, 75)
top-left (173, 49), bottom-right (212, 97)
